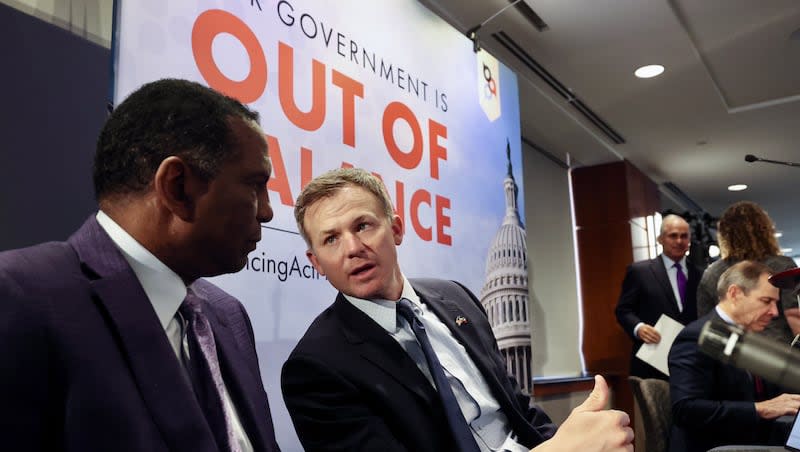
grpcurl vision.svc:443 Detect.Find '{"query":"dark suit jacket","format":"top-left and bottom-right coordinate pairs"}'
top-left (0, 216), bottom-right (280, 452)
top-left (281, 278), bottom-right (556, 452)
top-left (668, 311), bottom-right (786, 452)
top-left (615, 254), bottom-right (701, 378)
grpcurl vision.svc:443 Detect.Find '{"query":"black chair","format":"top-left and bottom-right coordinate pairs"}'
top-left (629, 376), bottom-right (671, 452)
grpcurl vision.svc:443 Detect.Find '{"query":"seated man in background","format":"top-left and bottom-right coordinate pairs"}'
top-left (282, 167), bottom-right (634, 452)
top-left (668, 260), bottom-right (800, 452)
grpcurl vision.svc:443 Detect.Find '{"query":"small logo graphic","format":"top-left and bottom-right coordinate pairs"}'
top-left (455, 315), bottom-right (468, 326)
top-left (477, 49), bottom-right (501, 122)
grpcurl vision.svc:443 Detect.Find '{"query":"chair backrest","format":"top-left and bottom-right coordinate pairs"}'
top-left (629, 376), bottom-right (671, 452)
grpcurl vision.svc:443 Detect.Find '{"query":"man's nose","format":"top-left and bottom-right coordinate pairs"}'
top-left (258, 192), bottom-right (273, 223)
top-left (342, 232), bottom-right (365, 256)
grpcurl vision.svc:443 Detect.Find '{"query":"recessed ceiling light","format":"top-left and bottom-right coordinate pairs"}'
top-left (708, 245), bottom-right (720, 258)
top-left (781, 248), bottom-right (793, 254)
top-left (727, 184), bottom-right (748, 191)
top-left (775, 231), bottom-right (783, 238)
top-left (634, 64), bottom-right (665, 78)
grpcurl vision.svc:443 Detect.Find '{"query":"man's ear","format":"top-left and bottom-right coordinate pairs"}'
top-left (727, 284), bottom-right (742, 302)
top-left (391, 214), bottom-right (404, 246)
top-left (306, 249), bottom-right (326, 276)
top-left (153, 156), bottom-right (205, 221)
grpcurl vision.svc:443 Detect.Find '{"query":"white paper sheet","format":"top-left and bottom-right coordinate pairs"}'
top-left (634, 314), bottom-right (685, 376)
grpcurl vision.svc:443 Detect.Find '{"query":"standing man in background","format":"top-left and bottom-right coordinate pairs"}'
top-left (282, 167), bottom-right (634, 452)
top-left (0, 79), bottom-right (281, 452)
top-left (616, 214), bottom-right (702, 379)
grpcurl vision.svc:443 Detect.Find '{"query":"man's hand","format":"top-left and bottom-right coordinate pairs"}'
top-left (637, 324), bottom-right (661, 344)
top-left (532, 375), bottom-right (633, 452)
top-left (755, 393), bottom-right (800, 420)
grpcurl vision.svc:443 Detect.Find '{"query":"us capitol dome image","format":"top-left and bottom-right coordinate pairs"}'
top-left (479, 141), bottom-right (533, 394)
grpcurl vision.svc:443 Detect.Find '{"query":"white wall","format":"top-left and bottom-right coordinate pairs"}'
top-left (522, 142), bottom-right (583, 377)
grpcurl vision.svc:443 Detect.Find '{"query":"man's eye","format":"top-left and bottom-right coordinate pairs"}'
top-left (323, 236), bottom-right (336, 245)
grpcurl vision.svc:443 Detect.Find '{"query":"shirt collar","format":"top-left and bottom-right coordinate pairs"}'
top-left (96, 211), bottom-right (187, 330)
top-left (715, 305), bottom-right (737, 325)
top-left (661, 253), bottom-right (687, 269)
top-left (343, 275), bottom-right (419, 332)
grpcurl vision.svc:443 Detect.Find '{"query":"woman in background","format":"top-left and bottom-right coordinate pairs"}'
top-left (696, 201), bottom-right (799, 341)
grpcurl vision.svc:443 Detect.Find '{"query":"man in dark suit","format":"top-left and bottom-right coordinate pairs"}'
top-left (615, 214), bottom-right (701, 379)
top-left (0, 79), bottom-right (281, 452)
top-left (282, 167), bottom-right (634, 452)
top-left (668, 260), bottom-right (800, 452)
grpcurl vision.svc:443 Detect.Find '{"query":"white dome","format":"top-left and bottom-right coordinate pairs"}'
top-left (485, 221), bottom-right (527, 275)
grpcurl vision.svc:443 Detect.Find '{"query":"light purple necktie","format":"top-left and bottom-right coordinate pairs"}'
top-left (181, 290), bottom-right (242, 452)
top-left (674, 262), bottom-right (687, 309)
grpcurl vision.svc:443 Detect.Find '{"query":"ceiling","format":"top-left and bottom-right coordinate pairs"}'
top-left (421, 0), bottom-right (800, 260)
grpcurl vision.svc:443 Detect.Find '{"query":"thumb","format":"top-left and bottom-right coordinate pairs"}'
top-left (575, 375), bottom-right (609, 413)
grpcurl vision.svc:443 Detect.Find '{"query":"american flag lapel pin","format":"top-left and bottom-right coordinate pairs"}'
top-left (455, 315), bottom-right (468, 326)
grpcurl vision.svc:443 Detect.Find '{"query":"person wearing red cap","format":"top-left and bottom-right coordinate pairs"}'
top-left (770, 266), bottom-right (800, 298)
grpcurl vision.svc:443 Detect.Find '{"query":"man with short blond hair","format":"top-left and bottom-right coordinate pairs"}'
top-left (282, 167), bottom-right (634, 452)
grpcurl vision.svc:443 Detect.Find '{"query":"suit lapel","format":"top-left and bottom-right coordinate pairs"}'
top-left (707, 311), bottom-right (755, 399)
top-left (69, 217), bottom-right (218, 452)
top-left (650, 256), bottom-right (680, 317)
top-left (201, 294), bottom-right (272, 451)
top-left (413, 284), bottom-right (495, 365)
top-left (332, 295), bottom-right (438, 406)
top-left (412, 283), bottom-right (519, 416)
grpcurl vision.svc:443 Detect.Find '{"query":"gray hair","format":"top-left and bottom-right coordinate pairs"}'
top-left (717, 260), bottom-right (773, 301)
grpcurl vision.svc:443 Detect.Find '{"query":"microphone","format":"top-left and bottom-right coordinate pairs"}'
top-left (698, 320), bottom-right (800, 392)
top-left (744, 154), bottom-right (800, 167)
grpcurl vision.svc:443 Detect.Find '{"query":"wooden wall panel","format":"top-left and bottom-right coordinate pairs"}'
top-left (570, 160), bottom-right (660, 425)
top-left (575, 223), bottom-right (632, 373)
top-left (571, 161), bottom-right (629, 226)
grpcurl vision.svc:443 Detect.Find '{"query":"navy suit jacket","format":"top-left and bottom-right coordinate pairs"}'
top-left (0, 216), bottom-right (280, 452)
top-left (281, 278), bottom-right (556, 452)
top-left (615, 255), bottom-right (701, 378)
top-left (668, 311), bottom-right (786, 452)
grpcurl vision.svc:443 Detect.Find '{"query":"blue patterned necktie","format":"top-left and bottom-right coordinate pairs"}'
top-left (396, 299), bottom-right (480, 452)
top-left (180, 290), bottom-right (242, 452)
